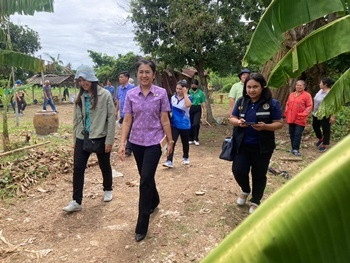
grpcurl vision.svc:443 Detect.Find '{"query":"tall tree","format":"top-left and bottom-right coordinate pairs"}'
top-left (130, 0), bottom-right (262, 122)
top-left (88, 50), bottom-right (140, 84)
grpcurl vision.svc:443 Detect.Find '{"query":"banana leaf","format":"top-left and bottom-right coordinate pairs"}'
top-left (0, 0), bottom-right (54, 18)
top-left (268, 15), bottom-right (350, 88)
top-left (203, 134), bottom-right (350, 263)
top-left (242, 0), bottom-right (347, 67)
top-left (316, 68), bottom-right (350, 118)
top-left (0, 49), bottom-right (45, 72)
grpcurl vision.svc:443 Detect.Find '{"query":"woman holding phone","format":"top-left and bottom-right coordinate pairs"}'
top-left (229, 73), bottom-right (283, 214)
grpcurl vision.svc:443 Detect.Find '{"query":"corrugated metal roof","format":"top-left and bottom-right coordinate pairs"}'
top-left (26, 74), bottom-right (75, 86)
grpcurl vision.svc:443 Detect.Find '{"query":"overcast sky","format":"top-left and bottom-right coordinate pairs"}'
top-left (10, 0), bottom-right (141, 69)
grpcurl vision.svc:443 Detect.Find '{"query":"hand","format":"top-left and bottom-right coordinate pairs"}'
top-left (115, 112), bottom-right (118, 119)
top-left (330, 115), bottom-right (336, 124)
top-left (167, 142), bottom-right (174, 156)
top-left (183, 88), bottom-right (188, 96)
top-left (105, 144), bottom-right (112, 153)
top-left (118, 146), bottom-right (126, 161)
top-left (237, 118), bottom-right (248, 128)
top-left (251, 122), bottom-right (266, 131)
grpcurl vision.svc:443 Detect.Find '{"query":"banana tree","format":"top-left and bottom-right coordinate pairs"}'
top-left (0, 0), bottom-right (54, 151)
top-left (243, 0), bottom-right (350, 118)
top-left (203, 134), bottom-right (350, 262)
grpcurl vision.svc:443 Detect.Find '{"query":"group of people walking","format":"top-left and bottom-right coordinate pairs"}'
top-left (61, 60), bottom-right (336, 243)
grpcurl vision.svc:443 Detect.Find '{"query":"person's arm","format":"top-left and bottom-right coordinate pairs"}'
top-left (252, 120), bottom-right (283, 131)
top-left (115, 99), bottom-right (119, 119)
top-left (183, 88), bottom-right (192, 108)
top-left (118, 113), bottom-right (132, 161)
top-left (229, 98), bottom-right (235, 117)
top-left (299, 94), bottom-right (313, 117)
top-left (105, 94), bottom-right (116, 153)
top-left (160, 111), bottom-right (174, 156)
top-left (43, 87), bottom-right (49, 100)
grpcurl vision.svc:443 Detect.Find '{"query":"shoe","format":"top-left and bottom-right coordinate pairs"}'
top-left (162, 160), bottom-right (173, 168)
top-left (319, 145), bottom-right (327, 152)
top-left (314, 139), bottom-right (323, 147)
top-left (292, 149), bottom-right (301, 156)
top-left (189, 141), bottom-right (194, 145)
top-left (249, 203), bottom-right (259, 214)
top-left (63, 200), bottom-right (82, 212)
top-left (135, 233), bottom-right (146, 242)
top-left (103, 191), bottom-right (113, 202)
top-left (236, 192), bottom-right (249, 206)
top-left (194, 140), bottom-right (200, 146)
top-left (183, 158), bottom-right (190, 165)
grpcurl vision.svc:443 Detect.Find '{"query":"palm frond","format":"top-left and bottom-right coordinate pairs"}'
top-left (268, 15), bottom-right (350, 88)
top-left (242, 0), bottom-right (347, 67)
top-left (317, 68), bottom-right (350, 118)
top-left (0, 50), bottom-right (45, 72)
top-left (203, 134), bottom-right (350, 262)
top-left (0, 0), bottom-right (54, 18)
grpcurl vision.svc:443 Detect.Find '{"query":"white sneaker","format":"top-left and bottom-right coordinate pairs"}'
top-left (63, 200), bottom-right (82, 212)
top-left (162, 160), bottom-right (174, 168)
top-left (183, 158), bottom-right (190, 165)
top-left (189, 141), bottom-right (194, 145)
top-left (236, 192), bottom-right (249, 206)
top-left (249, 203), bottom-right (259, 214)
top-left (104, 191), bottom-right (113, 202)
top-left (194, 140), bottom-right (200, 146)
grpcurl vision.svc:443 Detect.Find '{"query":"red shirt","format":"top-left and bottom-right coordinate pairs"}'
top-left (284, 91), bottom-right (313, 126)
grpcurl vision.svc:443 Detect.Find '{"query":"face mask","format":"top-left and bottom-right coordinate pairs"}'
top-left (192, 87), bottom-right (197, 91)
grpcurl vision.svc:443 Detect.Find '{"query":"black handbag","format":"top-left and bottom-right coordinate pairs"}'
top-left (219, 136), bottom-right (235, 161)
top-left (83, 131), bottom-right (106, 154)
top-left (80, 105), bottom-right (105, 154)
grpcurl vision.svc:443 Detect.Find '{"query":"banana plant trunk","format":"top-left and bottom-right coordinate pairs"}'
top-left (2, 95), bottom-right (10, 151)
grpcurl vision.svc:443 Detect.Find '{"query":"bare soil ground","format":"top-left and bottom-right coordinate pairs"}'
top-left (0, 103), bottom-right (329, 262)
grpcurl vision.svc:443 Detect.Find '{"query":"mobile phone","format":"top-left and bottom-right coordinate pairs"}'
top-left (245, 122), bottom-right (256, 125)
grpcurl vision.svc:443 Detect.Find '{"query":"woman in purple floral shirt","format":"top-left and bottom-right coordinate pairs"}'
top-left (118, 59), bottom-right (174, 242)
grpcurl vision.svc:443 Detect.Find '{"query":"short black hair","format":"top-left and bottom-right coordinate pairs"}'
top-left (192, 79), bottom-right (199, 86)
top-left (119, 71), bottom-right (130, 78)
top-left (321, 77), bottom-right (335, 88)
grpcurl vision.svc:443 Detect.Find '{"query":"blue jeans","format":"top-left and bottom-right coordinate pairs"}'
top-left (288, 124), bottom-right (305, 151)
top-left (43, 97), bottom-right (57, 112)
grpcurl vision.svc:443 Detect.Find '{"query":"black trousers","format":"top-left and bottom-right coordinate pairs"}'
top-left (232, 144), bottom-right (273, 205)
top-left (189, 105), bottom-right (202, 141)
top-left (72, 138), bottom-right (112, 204)
top-left (131, 143), bottom-right (162, 235)
top-left (312, 116), bottom-right (331, 145)
top-left (167, 127), bottom-right (190, 162)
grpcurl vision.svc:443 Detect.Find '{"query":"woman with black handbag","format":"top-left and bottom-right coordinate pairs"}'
top-left (229, 73), bottom-right (283, 214)
top-left (63, 65), bottom-right (116, 213)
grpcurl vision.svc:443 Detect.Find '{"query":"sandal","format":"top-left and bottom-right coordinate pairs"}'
top-left (236, 192), bottom-right (249, 206)
top-left (249, 203), bottom-right (259, 214)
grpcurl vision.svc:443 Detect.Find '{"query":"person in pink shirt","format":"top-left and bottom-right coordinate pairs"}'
top-left (284, 80), bottom-right (313, 156)
top-left (118, 59), bottom-right (174, 242)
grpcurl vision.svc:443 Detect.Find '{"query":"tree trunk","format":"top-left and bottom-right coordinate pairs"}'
top-left (196, 63), bottom-right (215, 123)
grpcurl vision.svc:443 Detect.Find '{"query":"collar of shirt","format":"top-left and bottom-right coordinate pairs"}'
top-left (136, 84), bottom-right (158, 96)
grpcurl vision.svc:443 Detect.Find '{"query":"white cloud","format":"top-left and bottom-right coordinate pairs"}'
top-left (10, 0), bottom-right (141, 69)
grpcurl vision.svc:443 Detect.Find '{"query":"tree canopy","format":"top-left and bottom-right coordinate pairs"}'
top-left (88, 51), bottom-right (140, 84)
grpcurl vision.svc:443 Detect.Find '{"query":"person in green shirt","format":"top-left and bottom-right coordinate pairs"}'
top-left (189, 79), bottom-right (206, 146)
top-left (228, 68), bottom-right (250, 116)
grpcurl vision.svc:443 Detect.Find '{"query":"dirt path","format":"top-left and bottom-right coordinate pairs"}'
top-left (0, 104), bottom-right (327, 262)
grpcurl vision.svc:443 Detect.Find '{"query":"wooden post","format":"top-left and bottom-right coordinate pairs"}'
top-left (58, 86), bottom-right (62, 104)
top-left (219, 94), bottom-right (224, 104)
